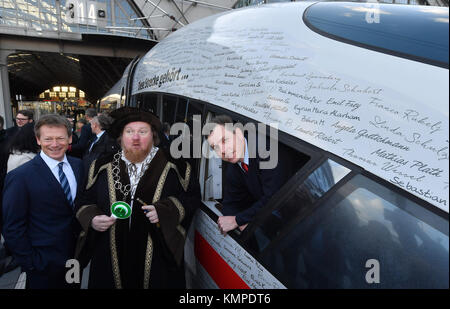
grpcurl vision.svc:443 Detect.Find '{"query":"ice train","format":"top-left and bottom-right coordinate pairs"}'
top-left (100, 1), bottom-right (449, 288)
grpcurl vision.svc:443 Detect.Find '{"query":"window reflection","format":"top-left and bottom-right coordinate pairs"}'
top-left (304, 2), bottom-right (449, 67)
top-left (248, 159), bottom-right (350, 252)
top-left (259, 174), bottom-right (448, 288)
top-left (0, 0), bottom-right (153, 40)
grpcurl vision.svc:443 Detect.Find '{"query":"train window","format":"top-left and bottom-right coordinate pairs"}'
top-left (128, 95), bottom-right (138, 107)
top-left (175, 98), bottom-right (188, 124)
top-left (200, 111), bottom-right (311, 225)
top-left (134, 94), bottom-right (143, 109)
top-left (120, 87), bottom-right (125, 107)
top-left (139, 93), bottom-right (157, 114)
top-left (163, 97), bottom-right (203, 141)
top-left (258, 174), bottom-right (449, 288)
top-left (162, 95), bottom-right (178, 124)
top-left (248, 159), bottom-right (350, 252)
top-left (99, 100), bottom-right (117, 114)
top-left (200, 112), bottom-right (223, 203)
top-left (158, 95), bottom-right (205, 179)
top-left (177, 99), bottom-right (204, 175)
top-left (304, 2), bottom-right (449, 67)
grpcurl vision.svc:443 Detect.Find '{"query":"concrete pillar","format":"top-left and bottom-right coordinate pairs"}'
top-left (0, 49), bottom-right (15, 129)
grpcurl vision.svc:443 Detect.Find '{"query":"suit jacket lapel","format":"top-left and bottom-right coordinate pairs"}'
top-left (94, 134), bottom-right (105, 151)
top-left (33, 155), bottom-right (62, 189)
top-left (67, 156), bottom-right (81, 185)
top-left (33, 155), bottom-right (72, 208)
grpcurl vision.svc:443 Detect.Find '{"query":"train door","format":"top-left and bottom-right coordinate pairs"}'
top-left (184, 108), bottom-right (314, 288)
top-left (185, 108), bottom-right (448, 289)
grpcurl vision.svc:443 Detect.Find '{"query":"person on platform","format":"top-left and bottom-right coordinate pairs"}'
top-left (82, 114), bottom-right (119, 171)
top-left (6, 122), bottom-right (40, 173)
top-left (4, 110), bottom-right (34, 143)
top-left (0, 111), bottom-right (34, 186)
top-left (66, 115), bottom-right (79, 146)
top-left (206, 115), bottom-right (296, 235)
top-left (75, 107), bottom-right (198, 289)
top-left (75, 118), bottom-right (87, 137)
top-left (0, 115), bottom-right (6, 147)
top-left (1, 123), bottom-right (40, 277)
top-left (69, 108), bottom-right (96, 158)
top-left (2, 114), bottom-right (83, 289)
top-left (158, 122), bottom-right (171, 153)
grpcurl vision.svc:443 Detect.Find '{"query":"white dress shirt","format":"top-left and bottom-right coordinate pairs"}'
top-left (239, 138), bottom-right (249, 172)
top-left (121, 146), bottom-right (159, 228)
top-left (89, 130), bottom-right (105, 152)
top-left (40, 151), bottom-right (77, 203)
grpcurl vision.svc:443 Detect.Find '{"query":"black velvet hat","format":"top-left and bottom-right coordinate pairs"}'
top-left (108, 107), bottom-right (161, 139)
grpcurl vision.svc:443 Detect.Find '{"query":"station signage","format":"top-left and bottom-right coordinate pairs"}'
top-left (65, 0), bottom-right (107, 27)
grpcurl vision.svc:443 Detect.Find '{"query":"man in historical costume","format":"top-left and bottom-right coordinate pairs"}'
top-left (75, 107), bottom-right (198, 289)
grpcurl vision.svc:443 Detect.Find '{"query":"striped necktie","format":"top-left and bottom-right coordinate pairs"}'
top-left (58, 162), bottom-right (73, 206)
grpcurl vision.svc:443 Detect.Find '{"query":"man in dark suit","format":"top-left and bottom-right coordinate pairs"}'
top-left (2, 114), bottom-right (83, 289)
top-left (4, 110), bottom-right (34, 139)
top-left (82, 114), bottom-right (119, 171)
top-left (68, 108), bottom-right (96, 158)
top-left (158, 122), bottom-right (171, 152)
top-left (207, 115), bottom-right (296, 235)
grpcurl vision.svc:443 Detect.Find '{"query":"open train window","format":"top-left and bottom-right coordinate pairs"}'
top-left (257, 173), bottom-right (449, 288)
top-left (247, 159), bottom-right (351, 253)
top-left (200, 111), bottom-right (311, 231)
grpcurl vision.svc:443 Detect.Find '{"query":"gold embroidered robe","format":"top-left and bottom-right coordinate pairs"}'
top-left (75, 149), bottom-right (196, 289)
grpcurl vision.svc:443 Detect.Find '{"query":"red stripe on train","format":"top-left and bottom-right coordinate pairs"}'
top-left (194, 230), bottom-right (250, 289)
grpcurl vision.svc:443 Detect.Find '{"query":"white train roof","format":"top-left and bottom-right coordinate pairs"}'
top-left (132, 2), bottom-right (449, 212)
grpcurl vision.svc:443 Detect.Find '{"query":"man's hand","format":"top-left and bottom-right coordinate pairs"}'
top-left (142, 205), bottom-right (159, 224)
top-left (91, 215), bottom-right (116, 232)
top-left (217, 216), bottom-right (239, 235)
top-left (239, 223), bottom-right (248, 232)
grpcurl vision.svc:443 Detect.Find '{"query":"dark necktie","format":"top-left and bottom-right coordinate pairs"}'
top-left (241, 162), bottom-right (249, 173)
top-left (58, 162), bottom-right (73, 206)
top-left (89, 136), bottom-right (99, 153)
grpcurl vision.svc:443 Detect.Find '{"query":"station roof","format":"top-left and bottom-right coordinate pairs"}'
top-left (130, 0), bottom-right (236, 41)
top-left (4, 33), bottom-right (156, 103)
top-left (3, 0), bottom-right (237, 103)
top-left (8, 51), bottom-right (130, 104)
top-left (3, 0), bottom-right (447, 104)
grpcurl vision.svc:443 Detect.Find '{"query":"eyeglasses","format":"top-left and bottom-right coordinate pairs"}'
top-left (16, 117), bottom-right (29, 121)
top-left (123, 129), bottom-right (150, 137)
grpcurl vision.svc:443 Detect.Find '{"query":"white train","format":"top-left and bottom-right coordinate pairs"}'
top-left (101, 1), bottom-right (449, 288)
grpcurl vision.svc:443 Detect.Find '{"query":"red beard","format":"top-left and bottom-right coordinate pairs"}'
top-left (123, 146), bottom-right (151, 163)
